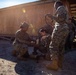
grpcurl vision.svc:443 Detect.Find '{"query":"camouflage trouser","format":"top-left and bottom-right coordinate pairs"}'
top-left (34, 46), bottom-right (48, 54)
top-left (13, 43), bottom-right (28, 57)
top-left (49, 23), bottom-right (69, 67)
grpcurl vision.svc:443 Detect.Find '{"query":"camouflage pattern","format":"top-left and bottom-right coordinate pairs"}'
top-left (13, 29), bottom-right (31, 57)
top-left (49, 6), bottom-right (69, 24)
top-left (49, 5), bottom-right (69, 67)
top-left (34, 34), bottom-right (51, 54)
top-left (49, 23), bottom-right (69, 54)
top-left (39, 34), bottom-right (51, 53)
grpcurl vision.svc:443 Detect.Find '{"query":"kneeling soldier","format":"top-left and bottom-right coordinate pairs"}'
top-left (12, 22), bottom-right (34, 60)
top-left (32, 29), bottom-right (51, 60)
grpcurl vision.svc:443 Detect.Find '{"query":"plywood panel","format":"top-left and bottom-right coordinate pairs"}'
top-left (0, 1), bottom-right (55, 36)
top-left (0, 1), bottom-right (70, 36)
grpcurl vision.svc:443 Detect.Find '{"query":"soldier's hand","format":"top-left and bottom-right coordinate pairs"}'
top-left (30, 41), bottom-right (36, 46)
top-left (31, 41), bottom-right (35, 44)
top-left (41, 36), bottom-right (47, 40)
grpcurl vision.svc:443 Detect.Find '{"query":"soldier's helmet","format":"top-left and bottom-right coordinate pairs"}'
top-left (20, 22), bottom-right (29, 28)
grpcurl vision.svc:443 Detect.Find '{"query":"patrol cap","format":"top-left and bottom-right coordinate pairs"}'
top-left (39, 28), bottom-right (48, 33)
top-left (20, 22), bottom-right (29, 28)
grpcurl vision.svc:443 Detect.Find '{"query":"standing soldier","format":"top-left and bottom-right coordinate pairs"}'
top-left (46, 1), bottom-right (69, 70)
top-left (12, 22), bottom-right (34, 60)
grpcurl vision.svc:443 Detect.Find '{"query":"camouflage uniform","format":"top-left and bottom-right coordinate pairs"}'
top-left (12, 22), bottom-right (32, 59)
top-left (49, 5), bottom-right (69, 68)
top-left (34, 34), bottom-right (51, 56)
top-left (39, 34), bottom-right (51, 54)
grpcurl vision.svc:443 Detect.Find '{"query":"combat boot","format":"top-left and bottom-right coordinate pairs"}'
top-left (46, 55), bottom-right (59, 71)
top-left (58, 55), bottom-right (63, 69)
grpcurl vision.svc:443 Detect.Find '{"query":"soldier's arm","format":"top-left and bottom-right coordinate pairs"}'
top-left (46, 35), bottom-right (51, 46)
top-left (48, 14), bottom-right (66, 23)
top-left (24, 35), bottom-right (36, 46)
top-left (48, 7), bottom-right (67, 22)
top-left (15, 32), bottom-right (32, 45)
top-left (16, 37), bottom-right (34, 45)
top-left (46, 14), bottom-right (58, 22)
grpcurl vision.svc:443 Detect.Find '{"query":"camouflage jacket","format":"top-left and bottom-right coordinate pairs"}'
top-left (13, 29), bottom-right (31, 45)
top-left (50, 6), bottom-right (69, 24)
top-left (39, 34), bottom-right (51, 48)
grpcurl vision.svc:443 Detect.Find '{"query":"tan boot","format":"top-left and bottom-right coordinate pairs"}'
top-left (46, 55), bottom-right (59, 71)
top-left (58, 55), bottom-right (63, 69)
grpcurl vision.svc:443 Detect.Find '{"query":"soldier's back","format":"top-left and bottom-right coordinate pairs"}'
top-left (16, 29), bottom-right (30, 41)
